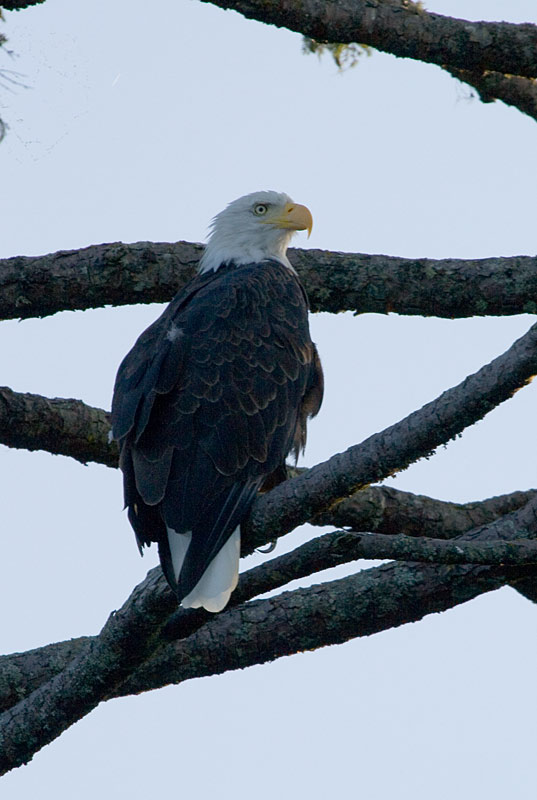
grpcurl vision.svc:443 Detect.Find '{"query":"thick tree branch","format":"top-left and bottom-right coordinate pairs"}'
top-left (0, 241), bottom-right (201, 321)
top-left (0, 386), bottom-right (117, 466)
top-left (2, 380), bottom-right (533, 533)
top-left (1, 487), bottom-right (532, 713)
top-left (2, 318), bottom-right (537, 542)
top-left (313, 485), bottom-right (537, 538)
top-left (3, 242), bottom-right (537, 321)
top-left (6, 0), bottom-right (537, 82)
top-left (0, 568), bottom-right (178, 775)
top-left (1, 486), bottom-right (533, 708)
top-left (244, 320), bottom-right (537, 550)
top-left (119, 493), bottom-right (537, 697)
top-left (300, 529), bottom-right (537, 567)
top-left (2, 494), bottom-right (536, 772)
top-left (121, 566), bottom-right (533, 698)
top-left (201, 0), bottom-right (537, 79)
top-left (449, 68), bottom-right (537, 122)
top-left (2, 383), bottom-right (534, 546)
top-left (2, 485), bottom-right (536, 773)
top-left (0, 637), bottom-right (92, 715)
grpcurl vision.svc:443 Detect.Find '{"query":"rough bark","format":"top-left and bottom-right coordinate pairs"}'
top-left (0, 569), bottom-right (177, 774)
top-left (201, 0), bottom-right (537, 79)
top-left (2, 491), bottom-right (537, 772)
top-left (312, 485), bottom-right (537, 538)
top-left (0, 241), bottom-right (201, 321)
top-left (0, 387), bottom-right (117, 467)
top-left (3, 242), bottom-right (537, 321)
top-left (243, 319), bottom-right (537, 550)
top-left (449, 68), bottom-right (537, 122)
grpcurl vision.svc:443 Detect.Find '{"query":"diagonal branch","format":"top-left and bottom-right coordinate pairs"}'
top-left (6, 0), bottom-right (537, 81)
top-left (281, 528), bottom-right (537, 568)
top-left (118, 492), bottom-right (537, 697)
top-left (2, 318), bottom-right (537, 508)
top-left (2, 492), bottom-right (536, 773)
top-left (3, 243), bottom-right (537, 321)
top-left (244, 319), bottom-right (537, 550)
top-left (1, 487), bottom-right (533, 713)
top-left (2, 319), bottom-right (537, 542)
top-left (312, 485), bottom-right (537, 539)
top-left (0, 568), bottom-right (177, 775)
top-left (201, 0), bottom-right (537, 80)
top-left (448, 68), bottom-right (537, 123)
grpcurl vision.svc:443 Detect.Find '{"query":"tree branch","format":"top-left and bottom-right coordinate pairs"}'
top-left (201, 0), bottom-right (537, 79)
top-left (0, 386), bottom-right (117, 467)
top-left (118, 493), bottom-right (537, 697)
top-left (244, 319), bottom-right (537, 550)
top-left (1, 486), bottom-right (532, 712)
top-left (3, 313), bottom-right (537, 530)
top-left (3, 242), bottom-right (537, 321)
top-left (312, 485), bottom-right (537, 539)
top-left (2, 318), bottom-right (537, 543)
top-left (449, 68), bottom-right (537, 122)
top-left (2, 482), bottom-right (536, 773)
top-left (0, 568), bottom-right (177, 775)
top-left (0, 241), bottom-right (201, 321)
top-left (297, 529), bottom-right (537, 567)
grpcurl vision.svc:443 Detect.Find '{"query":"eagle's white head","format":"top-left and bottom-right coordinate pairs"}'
top-left (199, 190), bottom-right (313, 274)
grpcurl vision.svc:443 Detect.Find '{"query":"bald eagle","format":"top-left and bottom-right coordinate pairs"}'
top-left (111, 191), bottom-right (324, 612)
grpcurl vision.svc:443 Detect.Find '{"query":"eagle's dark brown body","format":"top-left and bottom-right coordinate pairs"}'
top-left (112, 258), bottom-right (323, 606)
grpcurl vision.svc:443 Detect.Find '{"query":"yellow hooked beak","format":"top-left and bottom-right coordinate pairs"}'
top-left (266, 202), bottom-right (313, 237)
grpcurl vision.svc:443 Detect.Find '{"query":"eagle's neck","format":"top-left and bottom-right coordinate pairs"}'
top-left (199, 228), bottom-right (294, 274)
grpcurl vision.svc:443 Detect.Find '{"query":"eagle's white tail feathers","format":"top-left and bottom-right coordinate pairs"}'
top-left (167, 529), bottom-right (192, 582)
top-left (166, 526), bottom-right (240, 613)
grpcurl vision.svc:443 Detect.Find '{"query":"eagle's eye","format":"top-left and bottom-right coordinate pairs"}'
top-left (253, 204), bottom-right (268, 216)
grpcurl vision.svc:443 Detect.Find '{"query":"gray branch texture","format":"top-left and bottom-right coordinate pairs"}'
top-left (2, 0), bottom-right (537, 778)
top-left (3, 242), bottom-right (537, 320)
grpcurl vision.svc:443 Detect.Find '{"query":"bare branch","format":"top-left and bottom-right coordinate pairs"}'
top-left (297, 529), bottom-right (537, 567)
top-left (0, 568), bottom-right (177, 775)
top-left (0, 637), bottom-right (91, 714)
top-left (2, 483), bottom-right (536, 773)
top-left (200, 0), bottom-right (537, 79)
top-left (0, 485), bottom-right (533, 709)
top-left (1, 487), bottom-right (533, 713)
top-left (0, 241), bottom-right (201, 321)
top-left (3, 242), bottom-right (537, 321)
top-left (0, 386), bottom-right (117, 467)
top-left (449, 68), bottom-right (537, 122)
top-left (120, 495), bottom-right (537, 697)
top-left (245, 320), bottom-right (537, 550)
top-left (312, 485), bottom-right (537, 538)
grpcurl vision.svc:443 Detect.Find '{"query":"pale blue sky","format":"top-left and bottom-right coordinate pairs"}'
top-left (1, 1), bottom-right (536, 798)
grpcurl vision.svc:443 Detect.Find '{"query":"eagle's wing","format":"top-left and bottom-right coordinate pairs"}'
top-left (112, 260), bottom-right (323, 604)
